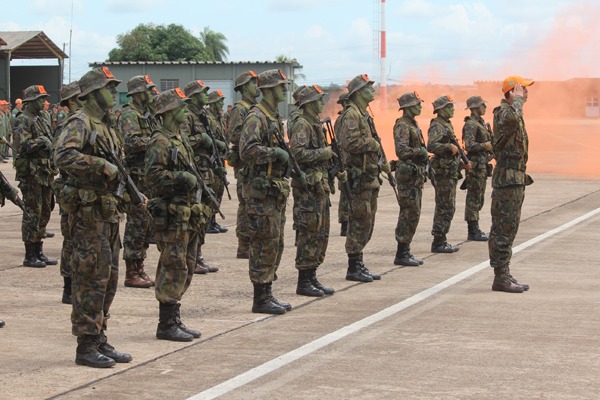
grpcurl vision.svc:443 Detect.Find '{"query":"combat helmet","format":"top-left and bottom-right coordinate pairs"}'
top-left (207, 90), bottom-right (225, 104)
top-left (347, 74), bottom-right (374, 96)
top-left (432, 95), bottom-right (454, 113)
top-left (154, 88), bottom-right (190, 116)
top-left (59, 81), bottom-right (81, 106)
top-left (127, 75), bottom-right (156, 96)
top-left (78, 67), bottom-right (121, 99)
top-left (397, 91), bottom-right (424, 110)
top-left (22, 85), bottom-right (50, 102)
top-left (292, 85), bottom-right (306, 106)
top-left (337, 92), bottom-right (349, 105)
top-left (464, 96), bottom-right (486, 110)
top-left (234, 70), bottom-right (258, 92)
top-left (297, 84), bottom-right (326, 107)
top-left (257, 69), bottom-right (289, 89)
top-left (183, 80), bottom-right (209, 97)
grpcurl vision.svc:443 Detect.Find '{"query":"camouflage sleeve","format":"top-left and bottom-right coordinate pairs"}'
top-left (13, 116), bottom-right (47, 156)
top-left (239, 113), bottom-right (278, 165)
top-left (144, 132), bottom-right (178, 195)
top-left (184, 114), bottom-right (211, 151)
top-left (339, 109), bottom-right (378, 155)
top-left (228, 105), bottom-right (246, 147)
top-left (118, 109), bottom-right (148, 156)
top-left (53, 118), bottom-right (106, 178)
top-left (493, 106), bottom-right (520, 151)
top-left (427, 123), bottom-right (453, 156)
top-left (290, 119), bottom-right (328, 164)
top-left (394, 119), bottom-right (419, 161)
top-left (462, 120), bottom-right (486, 154)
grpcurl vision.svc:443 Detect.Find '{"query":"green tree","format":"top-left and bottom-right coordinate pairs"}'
top-left (108, 23), bottom-right (210, 61)
top-left (199, 27), bottom-right (229, 62)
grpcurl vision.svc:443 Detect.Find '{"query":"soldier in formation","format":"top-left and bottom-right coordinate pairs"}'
top-left (334, 93), bottom-right (350, 237)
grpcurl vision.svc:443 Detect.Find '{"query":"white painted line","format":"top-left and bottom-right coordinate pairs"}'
top-left (188, 207), bottom-right (600, 400)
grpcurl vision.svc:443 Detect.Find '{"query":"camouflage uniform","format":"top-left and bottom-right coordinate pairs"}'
top-left (489, 75), bottom-right (534, 293)
top-left (393, 92), bottom-right (428, 266)
top-left (13, 85), bottom-right (57, 267)
top-left (227, 71), bottom-right (258, 258)
top-left (54, 67), bottom-right (132, 368)
top-left (427, 96), bottom-right (461, 252)
top-left (206, 90), bottom-right (229, 233)
top-left (118, 75), bottom-right (159, 287)
top-left (334, 93), bottom-right (350, 235)
top-left (338, 74), bottom-right (382, 282)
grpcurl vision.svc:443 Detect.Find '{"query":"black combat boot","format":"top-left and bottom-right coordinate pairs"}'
top-left (310, 268), bottom-right (334, 295)
top-left (98, 331), bottom-right (132, 363)
top-left (252, 283), bottom-right (286, 314)
top-left (394, 243), bottom-right (421, 267)
top-left (346, 254), bottom-right (373, 282)
top-left (266, 283), bottom-right (292, 311)
top-left (62, 276), bottom-right (72, 304)
top-left (75, 335), bottom-right (116, 368)
top-left (492, 265), bottom-right (525, 293)
top-left (23, 243), bottom-right (45, 268)
top-left (340, 221), bottom-right (348, 237)
top-left (0, 319), bottom-right (4, 328)
top-left (431, 237), bottom-right (460, 253)
top-left (358, 253), bottom-right (381, 280)
top-left (407, 245), bottom-right (424, 265)
top-left (467, 221), bottom-right (489, 241)
top-left (156, 303), bottom-right (194, 342)
top-left (173, 303), bottom-right (201, 338)
top-left (296, 269), bottom-right (325, 297)
top-left (36, 241), bottom-right (58, 265)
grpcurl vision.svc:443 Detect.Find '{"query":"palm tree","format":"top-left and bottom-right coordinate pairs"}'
top-left (200, 27), bottom-right (229, 62)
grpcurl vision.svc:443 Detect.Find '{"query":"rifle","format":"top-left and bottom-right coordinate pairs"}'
top-left (0, 136), bottom-right (18, 157)
top-left (321, 117), bottom-right (353, 213)
top-left (90, 130), bottom-right (146, 207)
top-left (171, 147), bottom-right (225, 220)
top-left (271, 126), bottom-right (313, 198)
top-left (198, 111), bottom-right (232, 200)
top-left (365, 113), bottom-right (400, 204)
top-left (0, 171), bottom-right (29, 218)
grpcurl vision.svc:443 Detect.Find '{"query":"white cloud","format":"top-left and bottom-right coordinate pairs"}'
top-left (106, 0), bottom-right (166, 13)
top-left (394, 0), bottom-right (435, 18)
top-left (27, 0), bottom-right (84, 16)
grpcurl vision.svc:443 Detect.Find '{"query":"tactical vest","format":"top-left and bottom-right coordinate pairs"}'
top-left (13, 108), bottom-right (55, 183)
top-left (245, 103), bottom-right (288, 180)
top-left (394, 116), bottom-right (427, 186)
top-left (463, 116), bottom-right (493, 169)
top-left (118, 103), bottom-right (157, 172)
top-left (429, 117), bottom-right (461, 179)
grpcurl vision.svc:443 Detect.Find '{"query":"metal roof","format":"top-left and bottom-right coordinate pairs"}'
top-left (0, 31), bottom-right (68, 59)
top-left (91, 60), bottom-right (302, 67)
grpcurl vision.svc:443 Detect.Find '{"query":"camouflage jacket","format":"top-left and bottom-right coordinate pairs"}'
top-left (492, 97), bottom-right (529, 188)
top-left (207, 109), bottom-right (228, 144)
top-left (427, 116), bottom-right (461, 180)
top-left (118, 101), bottom-right (158, 174)
top-left (462, 114), bottom-right (493, 174)
top-left (338, 101), bottom-right (380, 190)
top-left (13, 106), bottom-right (56, 185)
top-left (227, 98), bottom-right (255, 170)
top-left (393, 115), bottom-right (427, 186)
top-left (53, 102), bottom-right (125, 222)
top-left (288, 109), bottom-right (331, 193)
top-left (182, 104), bottom-right (214, 173)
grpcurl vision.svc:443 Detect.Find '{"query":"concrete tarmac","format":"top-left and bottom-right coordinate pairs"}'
top-left (0, 160), bottom-right (599, 399)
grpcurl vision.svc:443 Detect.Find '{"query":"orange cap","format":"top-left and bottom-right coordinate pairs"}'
top-left (502, 75), bottom-right (534, 94)
top-left (15, 98), bottom-right (22, 104)
top-left (0, 100), bottom-right (8, 105)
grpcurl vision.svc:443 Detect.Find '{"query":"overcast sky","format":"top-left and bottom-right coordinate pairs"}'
top-left (2, 0), bottom-right (598, 86)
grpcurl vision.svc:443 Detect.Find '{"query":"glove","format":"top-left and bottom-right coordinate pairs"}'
top-left (215, 139), bottom-right (227, 152)
top-left (320, 147), bottom-right (336, 161)
top-left (295, 171), bottom-right (307, 187)
top-left (272, 147), bottom-right (289, 163)
top-left (103, 161), bottom-right (119, 181)
top-left (368, 139), bottom-right (381, 153)
top-left (175, 171), bottom-right (197, 190)
top-left (417, 147), bottom-right (429, 163)
top-left (381, 162), bottom-right (391, 174)
top-left (336, 170), bottom-right (348, 182)
top-left (200, 132), bottom-right (213, 148)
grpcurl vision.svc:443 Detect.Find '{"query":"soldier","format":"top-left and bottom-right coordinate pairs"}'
top-left (227, 70), bottom-right (259, 259)
top-left (462, 95), bottom-right (493, 241)
top-left (13, 85), bottom-right (58, 268)
top-left (54, 67), bottom-right (134, 368)
top-left (11, 98), bottom-right (23, 124)
top-left (53, 81), bottom-right (83, 305)
top-left (288, 84), bottom-right (337, 297)
top-left (239, 69), bottom-right (295, 314)
top-left (489, 76), bottom-right (534, 293)
top-left (334, 93), bottom-right (350, 237)
top-left (182, 80), bottom-right (220, 274)
top-left (145, 88), bottom-right (203, 341)
top-left (205, 89), bottom-right (229, 234)
top-left (117, 75), bottom-right (159, 288)
top-left (338, 74), bottom-right (387, 282)
top-left (223, 104), bottom-right (233, 133)
top-left (427, 95), bottom-right (471, 253)
top-left (392, 92), bottom-right (429, 266)
top-left (0, 100), bottom-right (11, 161)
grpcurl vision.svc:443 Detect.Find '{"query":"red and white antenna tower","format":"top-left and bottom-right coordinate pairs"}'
top-left (379, 0), bottom-right (387, 110)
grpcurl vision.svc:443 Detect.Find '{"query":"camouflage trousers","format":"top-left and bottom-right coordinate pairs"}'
top-left (431, 176), bottom-right (457, 241)
top-left (18, 178), bottom-right (53, 243)
top-left (246, 192), bottom-right (288, 284)
top-left (123, 174), bottom-right (151, 261)
top-left (395, 184), bottom-right (423, 244)
top-left (60, 211), bottom-right (73, 277)
top-left (345, 188), bottom-right (379, 255)
top-left (293, 188), bottom-right (330, 270)
top-left (464, 172), bottom-right (487, 222)
top-left (488, 185), bottom-right (525, 268)
top-left (155, 230), bottom-right (198, 304)
top-left (69, 211), bottom-right (120, 337)
top-left (235, 177), bottom-right (249, 243)
top-left (338, 182), bottom-right (349, 224)
top-left (198, 187), bottom-right (216, 246)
